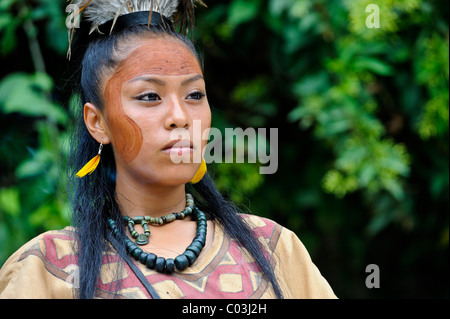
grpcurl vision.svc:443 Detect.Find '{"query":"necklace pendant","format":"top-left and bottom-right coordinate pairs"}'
top-left (136, 233), bottom-right (149, 245)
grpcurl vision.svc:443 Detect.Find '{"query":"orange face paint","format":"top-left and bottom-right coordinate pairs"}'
top-left (104, 38), bottom-right (203, 163)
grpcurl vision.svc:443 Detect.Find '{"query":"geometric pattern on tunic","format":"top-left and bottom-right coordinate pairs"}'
top-left (17, 215), bottom-right (283, 299)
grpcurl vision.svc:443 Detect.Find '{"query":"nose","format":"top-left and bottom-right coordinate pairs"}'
top-left (165, 95), bottom-right (190, 129)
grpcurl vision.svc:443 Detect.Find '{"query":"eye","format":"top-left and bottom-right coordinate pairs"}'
top-left (136, 92), bottom-right (161, 102)
top-left (187, 91), bottom-right (206, 101)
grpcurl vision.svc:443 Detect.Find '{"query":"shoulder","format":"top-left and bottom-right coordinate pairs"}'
top-left (240, 214), bottom-right (316, 255)
top-left (240, 214), bottom-right (337, 298)
top-left (241, 214), bottom-right (281, 235)
top-left (0, 227), bottom-right (77, 299)
top-left (240, 214), bottom-right (311, 254)
top-left (7, 227), bottom-right (77, 265)
top-left (2, 227), bottom-right (76, 263)
top-left (240, 214), bottom-right (286, 253)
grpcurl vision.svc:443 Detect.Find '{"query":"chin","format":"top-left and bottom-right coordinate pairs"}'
top-left (155, 175), bottom-right (192, 187)
top-left (147, 166), bottom-right (196, 186)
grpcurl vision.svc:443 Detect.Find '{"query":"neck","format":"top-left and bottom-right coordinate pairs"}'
top-left (115, 173), bottom-right (188, 219)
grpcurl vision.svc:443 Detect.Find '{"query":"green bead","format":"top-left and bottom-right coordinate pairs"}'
top-left (187, 244), bottom-right (201, 257)
top-left (165, 214), bottom-right (176, 223)
top-left (196, 230), bottom-right (206, 237)
top-left (174, 255), bottom-right (189, 271)
top-left (145, 253), bottom-right (157, 269)
top-left (184, 250), bottom-right (197, 266)
top-left (127, 241), bottom-right (138, 252)
top-left (132, 247), bottom-right (143, 260)
top-left (107, 219), bottom-right (115, 228)
top-left (197, 224), bottom-right (207, 230)
top-left (195, 236), bottom-right (206, 246)
top-left (142, 222), bottom-right (150, 235)
top-left (133, 216), bottom-right (144, 223)
top-left (128, 246), bottom-right (138, 257)
top-left (155, 257), bottom-right (166, 273)
top-left (109, 223), bottom-right (119, 234)
top-left (165, 258), bottom-right (175, 274)
top-left (139, 252), bottom-right (149, 264)
top-left (125, 240), bottom-right (134, 250)
top-left (191, 240), bottom-right (204, 250)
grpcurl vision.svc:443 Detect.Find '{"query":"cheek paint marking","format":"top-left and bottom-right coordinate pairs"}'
top-left (104, 76), bottom-right (143, 163)
top-left (104, 39), bottom-right (203, 163)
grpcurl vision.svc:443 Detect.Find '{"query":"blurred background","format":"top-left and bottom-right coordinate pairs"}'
top-left (0, 0), bottom-right (448, 298)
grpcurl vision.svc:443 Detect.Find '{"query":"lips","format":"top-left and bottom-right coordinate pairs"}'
top-left (162, 139), bottom-right (193, 150)
top-left (162, 139), bottom-right (194, 155)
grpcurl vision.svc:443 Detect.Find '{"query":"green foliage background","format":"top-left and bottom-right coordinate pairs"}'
top-left (0, 0), bottom-right (448, 298)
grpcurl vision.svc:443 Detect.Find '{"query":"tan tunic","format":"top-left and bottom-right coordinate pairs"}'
top-left (0, 215), bottom-right (336, 299)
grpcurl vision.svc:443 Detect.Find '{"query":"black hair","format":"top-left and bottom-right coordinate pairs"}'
top-left (67, 24), bottom-right (284, 299)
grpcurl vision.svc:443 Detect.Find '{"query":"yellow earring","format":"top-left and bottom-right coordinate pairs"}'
top-left (190, 159), bottom-right (207, 184)
top-left (76, 139), bottom-right (104, 178)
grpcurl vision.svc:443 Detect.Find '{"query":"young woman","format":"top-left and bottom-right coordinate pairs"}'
top-left (0, 0), bottom-right (336, 299)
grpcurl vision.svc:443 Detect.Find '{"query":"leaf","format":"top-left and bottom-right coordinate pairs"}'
top-left (227, 0), bottom-right (262, 30)
top-left (15, 149), bottom-right (53, 178)
top-left (353, 56), bottom-right (393, 76)
top-left (0, 187), bottom-right (21, 216)
top-left (0, 72), bottom-right (66, 123)
top-left (293, 71), bottom-right (330, 96)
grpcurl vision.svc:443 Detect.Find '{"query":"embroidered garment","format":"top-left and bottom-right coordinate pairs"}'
top-left (0, 215), bottom-right (336, 299)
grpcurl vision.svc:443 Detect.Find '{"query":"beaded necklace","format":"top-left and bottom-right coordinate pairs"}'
top-left (123, 193), bottom-right (195, 245)
top-left (107, 194), bottom-right (207, 274)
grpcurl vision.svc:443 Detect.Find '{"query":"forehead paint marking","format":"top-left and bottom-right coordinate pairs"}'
top-left (104, 39), bottom-right (203, 163)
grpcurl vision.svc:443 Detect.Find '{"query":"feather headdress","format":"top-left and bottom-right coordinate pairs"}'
top-left (66, 0), bottom-right (206, 59)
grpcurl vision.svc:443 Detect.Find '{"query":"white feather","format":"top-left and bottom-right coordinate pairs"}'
top-left (71, 0), bottom-right (179, 29)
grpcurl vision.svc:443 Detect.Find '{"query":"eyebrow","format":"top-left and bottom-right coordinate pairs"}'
top-left (181, 74), bottom-right (204, 86)
top-left (128, 74), bottom-right (204, 86)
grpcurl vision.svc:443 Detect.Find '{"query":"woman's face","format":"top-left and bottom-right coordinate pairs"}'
top-left (101, 36), bottom-right (211, 186)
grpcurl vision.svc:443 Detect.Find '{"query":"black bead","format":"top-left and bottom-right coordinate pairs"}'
top-left (196, 230), bottom-right (206, 238)
top-left (194, 236), bottom-right (206, 246)
top-left (186, 244), bottom-right (201, 257)
top-left (139, 252), bottom-right (149, 264)
top-left (132, 247), bottom-right (143, 260)
top-left (174, 255), bottom-right (189, 271)
top-left (125, 240), bottom-right (134, 250)
top-left (110, 226), bottom-right (118, 235)
top-left (128, 244), bottom-right (139, 255)
top-left (155, 257), bottom-right (166, 273)
top-left (165, 258), bottom-right (175, 274)
top-left (197, 216), bottom-right (207, 223)
top-left (191, 240), bottom-right (204, 250)
top-left (184, 250), bottom-right (197, 266)
top-left (145, 253), bottom-right (157, 269)
top-left (133, 216), bottom-right (144, 223)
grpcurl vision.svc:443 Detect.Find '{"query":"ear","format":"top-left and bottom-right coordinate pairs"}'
top-left (83, 103), bottom-right (111, 145)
